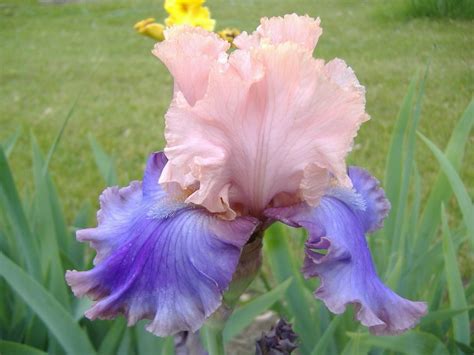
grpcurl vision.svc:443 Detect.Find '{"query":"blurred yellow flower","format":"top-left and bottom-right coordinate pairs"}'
top-left (164, 0), bottom-right (205, 14)
top-left (134, 18), bottom-right (165, 41)
top-left (164, 0), bottom-right (215, 31)
top-left (134, 0), bottom-right (221, 41)
top-left (217, 27), bottom-right (241, 45)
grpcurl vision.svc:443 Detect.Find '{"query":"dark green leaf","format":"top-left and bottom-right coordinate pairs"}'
top-left (98, 318), bottom-right (127, 355)
top-left (223, 277), bottom-right (292, 342)
top-left (0, 340), bottom-right (47, 355)
top-left (310, 316), bottom-right (342, 355)
top-left (0, 147), bottom-right (41, 280)
top-left (441, 206), bottom-right (470, 346)
top-left (419, 133), bottom-right (474, 247)
top-left (383, 76), bottom-right (417, 246)
top-left (347, 331), bottom-right (449, 354)
top-left (1, 127), bottom-right (21, 158)
top-left (417, 100), bottom-right (473, 245)
top-left (88, 134), bottom-right (118, 186)
top-left (0, 252), bottom-right (96, 354)
top-left (264, 224), bottom-right (316, 353)
top-left (31, 135), bottom-right (70, 309)
top-left (420, 306), bottom-right (474, 327)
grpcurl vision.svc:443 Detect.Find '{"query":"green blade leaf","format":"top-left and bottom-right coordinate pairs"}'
top-left (383, 76), bottom-right (417, 241)
top-left (347, 331), bottom-right (449, 355)
top-left (0, 147), bottom-right (41, 280)
top-left (390, 67), bottom-right (427, 262)
top-left (98, 318), bottom-right (127, 355)
top-left (88, 134), bottom-right (118, 186)
top-left (134, 321), bottom-right (172, 355)
top-left (310, 316), bottom-right (342, 355)
top-left (0, 252), bottom-right (96, 355)
top-left (1, 127), bottom-right (21, 158)
top-left (0, 340), bottom-right (47, 355)
top-left (41, 95), bottom-right (80, 177)
top-left (441, 206), bottom-right (470, 346)
top-left (223, 277), bottom-right (292, 342)
top-left (417, 100), bottom-right (473, 244)
top-left (418, 132), bottom-right (474, 247)
top-left (31, 135), bottom-right (70, 309)
top-left (263, 224), bottom-right (316, 353)
top-left (420, 306), bottom-right (474, 327)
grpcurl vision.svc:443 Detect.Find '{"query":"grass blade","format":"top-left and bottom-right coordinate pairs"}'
top-left (1, 127), bottom-right (21, 158)
top-left (41, 96), bottom-right (80, 177)
top-left (88, 134), bottom-right (118, 186)
top-left (31, 135), bottom-right (70, 309)
top-left (417, 100), bottom-right (474, 244)
top-left (420, 306), bottom-right (474, 327)
top-left (383, 76), bottom-right (417, 242)
top-left (441, 206), bottom-right (470, 347)
top-left (223, 277), bottom-right (292, 342)
top-left (0, 340), bottom-right (47, 355)
top-left (418, 133), bottom-right (474, 247)
top-left (0, 252), bottom-right (96, 355)
top-left (134, 322), bottom-right (171, 355)
top-left (0, 147), bottom-right (41, 280)
top-left (310, 316), bottom-right (342, 355)
top-left (347, 331), bottom-right (449, 354)
top-left (98, 318), bottom-right (127, 355)
top-left (390, 67), bottom-right (428, 260)
top-left (264, 224), bottom-right (316, 353)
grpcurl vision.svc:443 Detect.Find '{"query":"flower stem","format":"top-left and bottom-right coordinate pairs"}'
top-left (203, 234), bottom-right (264, 354)
top-left (203, 321), bottom-right (225, 355)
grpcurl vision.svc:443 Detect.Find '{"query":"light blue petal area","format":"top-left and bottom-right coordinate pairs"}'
top-left (347, 166), bottom-right (391, 233)
top-left (66, 152), bottom-right (258, 336)
top-left (266, 167), bottom-right (426, 335)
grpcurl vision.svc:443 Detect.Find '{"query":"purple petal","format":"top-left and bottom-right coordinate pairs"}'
top-left (265, 168), bottom-right (426, 335)
top-left (347, 166), bottom-right (391, 233)
top-left (66, 152), bottom-right (258, 336)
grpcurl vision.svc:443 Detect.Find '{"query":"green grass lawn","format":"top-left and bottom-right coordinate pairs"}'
top-left (1, 0), bottom-right (472, 217)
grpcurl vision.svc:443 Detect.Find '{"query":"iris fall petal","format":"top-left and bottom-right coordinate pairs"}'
top-left (265, 167), bottom-right (427, 335)
top-left (66, 152), bottom-right (258, 336)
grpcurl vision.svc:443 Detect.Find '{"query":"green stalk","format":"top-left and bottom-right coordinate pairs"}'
top-left (203, 235), bottom-right (264, 354)
top-left (204, 320), bottom-right (225, 355)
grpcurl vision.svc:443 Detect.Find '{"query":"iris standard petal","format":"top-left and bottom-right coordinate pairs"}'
top-left (160, 15), bottom-right (368, 217)
top-left (152, 26), bottom-right (229, 105)
top-left (265, 167), bottom-right (427, 335)
top-left (66, 152), bottom-right (258, 336)
top-left (234, 13), bottom-right (323, 51)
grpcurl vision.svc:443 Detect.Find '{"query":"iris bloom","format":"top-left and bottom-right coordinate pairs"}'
top-left (67, 14), bottom-right (427, 337)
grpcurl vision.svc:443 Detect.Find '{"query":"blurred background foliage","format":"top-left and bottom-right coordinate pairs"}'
top-left (0, 0), bottom-right (472, 216)
top-left (0, 0), bottom-right (473, 354)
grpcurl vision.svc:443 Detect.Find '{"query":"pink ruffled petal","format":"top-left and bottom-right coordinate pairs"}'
top-left (155, 15), bottom-right (369, 217)
top-left (162, 40), bottom-right (368, 217)
top-left (152, 25), bottom-right (229, 105)
top-left (234, 14), bottom-right (323, 52)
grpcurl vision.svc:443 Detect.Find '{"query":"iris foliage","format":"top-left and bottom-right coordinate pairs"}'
top-left (0, 74), bottom-right (472, 354)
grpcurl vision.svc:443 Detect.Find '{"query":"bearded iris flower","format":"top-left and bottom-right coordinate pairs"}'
top-left (67, 14), bottom-right (427, 339)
